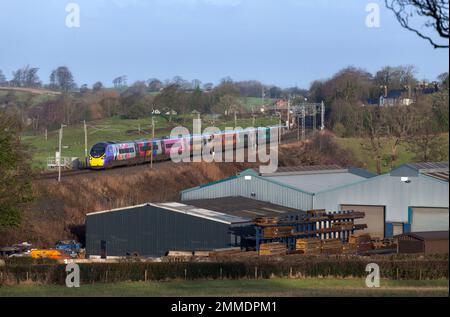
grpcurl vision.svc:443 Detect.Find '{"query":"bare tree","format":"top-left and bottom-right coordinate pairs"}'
top-left (385, 0), bottom-right (449, 48)
top-left (360, 106), bottom-right (388, 174)
top-left (385, 105), bottom-right (415, 168)
top-left (50, 66), bottom-right (76, 93)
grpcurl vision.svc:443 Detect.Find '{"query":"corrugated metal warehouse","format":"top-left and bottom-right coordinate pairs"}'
top-left (86, 198), bottom-right (303, 257)
top-left (181, 165), bottom-right (376, 211)
top-left (181, 163), bottom-right (449, 239)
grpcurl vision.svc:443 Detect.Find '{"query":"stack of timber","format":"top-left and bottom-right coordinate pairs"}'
top-left (329, 211), bottom-right (365, 220)
top-left (342, 243), bottom-right (358, 254)
top-left (259, 242), bottom-right (287, 256)
top-left (193, 251), bottom-right (210, 258)
top-left (296, 238), bottom-right (321, 255)
top-left (263, 226), bottom-right (294, 238)
top-left (254, 217), bottom-right (279, 226)
top-left (331, 221), bottom-right (354, 231)
top-left (372, 238), bottom-right (396, 250)
top-left (321, 239), bottom-right (343, 255)
top-left (209, 247), bottom-right (242, 258)
top-left (349, 234), bottom-right (374, 252)
top-left (304, 210), bottom-right (365, 222)
top-left (167, 251), bottom-right (194, 257)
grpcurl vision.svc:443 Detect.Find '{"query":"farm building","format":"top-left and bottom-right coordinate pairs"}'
top-left (86, 198), bottom-right (303, 257)
top-left (181, 163), bottom-right (449, 239)
top-left (395, 231), bottom-right (449, 255)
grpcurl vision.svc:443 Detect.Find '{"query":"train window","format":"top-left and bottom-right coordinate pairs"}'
top-left (119, 147), bottom-right (134, 154)
top-left (90, 144), bottom-right (106, 158)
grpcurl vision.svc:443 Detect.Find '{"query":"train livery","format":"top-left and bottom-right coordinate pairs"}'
top-left (89, 126), bottom-right (280, 169)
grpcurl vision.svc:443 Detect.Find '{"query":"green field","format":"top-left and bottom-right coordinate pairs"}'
top-left (22, 115), bottom-right (279, 168)
top-left (0, 278), bottom-right (447, 297)
top-left (0, 90), bottom-right (56, 108)
top-left (336, 135), bottom-right (449, 174)
top-left (239, 96), bottom-right (273, 111)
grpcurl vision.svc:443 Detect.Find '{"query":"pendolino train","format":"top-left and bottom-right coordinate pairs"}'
top-left (89, 126), bottom-right (280, 169)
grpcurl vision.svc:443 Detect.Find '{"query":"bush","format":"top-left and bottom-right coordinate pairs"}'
top-left (1, 257), bottom-right (447, 285)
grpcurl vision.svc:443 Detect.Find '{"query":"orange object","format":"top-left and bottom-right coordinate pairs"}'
top-left (30, 249), bottom-right (68, 260)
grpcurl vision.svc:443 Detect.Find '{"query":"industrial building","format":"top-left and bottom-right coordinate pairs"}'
top-left (395, 231), bottom-right (449, 255)
top-left (86, 198), bottom-right (304, 257)
top-left (181, 163), bottom-right (449, 239)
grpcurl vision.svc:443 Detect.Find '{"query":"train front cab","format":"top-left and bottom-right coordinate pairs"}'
top-left (89, 143), bottom-right (107, 169)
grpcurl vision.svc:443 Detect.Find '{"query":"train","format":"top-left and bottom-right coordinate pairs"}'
top-left (89, 126), bottom-right (280, 169)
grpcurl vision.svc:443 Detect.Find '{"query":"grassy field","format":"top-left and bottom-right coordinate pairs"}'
top-left (0, 278), bottom-right (447, 297)
top-left (239, 96), bottom-right (273, 111)
top-left (0, 89), bottom-right (56, 107)
top-left (22, 115), bottom-right (279, 169)
top-left (335, 137), bottom-right (416, 174)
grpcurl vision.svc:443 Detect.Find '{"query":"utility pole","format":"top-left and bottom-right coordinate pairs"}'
top-left (278, 114), bottom-right (282, 144)
top-left (44, 128), bottom-right (47, 141)
top-left (261, 86), bottom-right (265, 108)
top-left (234, 112), bottom-right (237, 128)
top-left (301, 106), bottom-right (306, 141)
top-left (151, 117), bottom-right (155, 169)
top-left (297, 113), bottom-right (300, 141)
top-left (313, 106), bottom-right (317, 134)
top-left (83, 120), bottom-right (88, 159)
top-left (58, 123), bottom-right (65, 182)
top-left (321, 101), bottom-right (325, 131)
top-left (287, 98), bottom-right (290, 130)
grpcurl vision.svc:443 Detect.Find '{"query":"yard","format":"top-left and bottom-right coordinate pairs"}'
top-left (0, 278), bottom-right (448, 297)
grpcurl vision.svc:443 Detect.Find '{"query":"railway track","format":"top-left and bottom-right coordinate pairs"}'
top-left (35, 169), bottom-right (95, 180)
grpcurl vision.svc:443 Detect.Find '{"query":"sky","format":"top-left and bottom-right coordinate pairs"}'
top-left (0, 0), bottom-right (448, 88)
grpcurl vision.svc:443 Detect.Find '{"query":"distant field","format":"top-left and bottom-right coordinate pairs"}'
top-left (336, 134), bottom-right (449, 174)
top-left (22, 115), bottom-right (279, 169)
top-left (0, 89), bottom-right (57, 108)
top-left (239, 96), bottom-right (273, 111)
top-left (0, 278), bottom-right (447, 297)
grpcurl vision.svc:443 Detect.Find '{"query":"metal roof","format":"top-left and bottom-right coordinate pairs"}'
top-left (182, 166), bottom-right (376, 197)
top-left (261, 166), bottom-right (370, 193)
top-left (87, 202), bottom-right (250, 225)
top-left (390, 162), bottom-right (449, 182)
top-left (156, 202), bottom-right (250, 225)
top-left (258, 165), bottom-right (343, 175)
top-left (184, 196), bottom-right (304, 219)
top-left (406, 162), bottom-right (449, 172)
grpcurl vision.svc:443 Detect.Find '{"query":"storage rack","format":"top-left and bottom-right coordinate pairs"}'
top-left (250, 210), bottom-right (367, 252)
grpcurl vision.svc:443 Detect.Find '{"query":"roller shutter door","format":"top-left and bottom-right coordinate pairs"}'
top-left (341, 205), bottom-right (385, 239)
top-left (411, 208), bottom-right (449, 232)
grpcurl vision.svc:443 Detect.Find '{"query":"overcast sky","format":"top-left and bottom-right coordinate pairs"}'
top-left (0, 0), bottom-right (448, 88)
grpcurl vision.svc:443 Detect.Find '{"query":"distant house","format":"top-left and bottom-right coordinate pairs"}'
top-left (379, 90), bottom-right (414, 107)
top-left (276, 100), bottom-right (287, 109)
